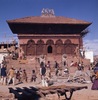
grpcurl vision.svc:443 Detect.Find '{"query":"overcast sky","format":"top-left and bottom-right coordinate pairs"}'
top-left (0, 0), bottom-right (98, 55)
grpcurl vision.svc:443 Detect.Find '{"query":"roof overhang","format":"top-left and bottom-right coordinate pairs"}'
top-left (7, 16), bottom-right (91, 35)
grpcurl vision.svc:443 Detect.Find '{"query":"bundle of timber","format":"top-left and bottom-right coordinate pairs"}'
top-left (9, 85), bottom-right (88, 100)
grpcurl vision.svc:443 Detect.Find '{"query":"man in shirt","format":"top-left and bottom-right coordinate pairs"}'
top-left (7, 67), bottom-right (16, 85)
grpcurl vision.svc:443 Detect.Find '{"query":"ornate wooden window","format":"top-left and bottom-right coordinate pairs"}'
top-left (26, 40), bottom-right (35, 56)
top-left (36, 40), bottom-right (44, 55)
top-left (64, 39), bottom-right (75, 55)
top-left (56, 39), bottom-right (63, 54)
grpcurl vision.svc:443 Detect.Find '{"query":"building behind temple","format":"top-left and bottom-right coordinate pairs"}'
top-left (0, 40), bottom-right (18, 63)
top-left (7, 9), bottom-right (91, 63)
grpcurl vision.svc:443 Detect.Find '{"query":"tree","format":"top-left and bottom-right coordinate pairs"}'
top-left (81, 28), bottom-right (89, 37)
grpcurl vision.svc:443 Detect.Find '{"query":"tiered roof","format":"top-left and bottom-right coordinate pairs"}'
top-left (7, 15), bottom-right (91, 35)
top-left (7, 16), bottom-right (91, 25)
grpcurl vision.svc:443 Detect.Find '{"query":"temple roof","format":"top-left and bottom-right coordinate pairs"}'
top-left (7, 16), bottom-right (91, 36)
top-left (7, 16), bottom-right (91, 25)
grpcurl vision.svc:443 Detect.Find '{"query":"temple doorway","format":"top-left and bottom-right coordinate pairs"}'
top-left (47, 45), bottom-right (52, 53)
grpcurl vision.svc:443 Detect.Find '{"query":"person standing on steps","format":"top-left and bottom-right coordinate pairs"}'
top-left (54, 61), bottom-right (59, 76)
top-left (0, 65), bottom-right (7, 85)
top-left (7, 67), bottom-right (16, 85)
top-left (22, 69), bottom-right (28, 83)
top-left (31, 70), bottom-right (37, 82)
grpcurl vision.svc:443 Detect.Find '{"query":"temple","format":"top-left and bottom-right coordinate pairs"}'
top-left (7, 9), bottom-right (91, 63)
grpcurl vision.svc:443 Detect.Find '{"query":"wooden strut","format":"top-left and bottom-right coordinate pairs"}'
top-left (63, 86), bottom-right (87, 100)
top-left (64, 90), bottom-right (74, 100)
top-left (51, 88), bottom-right (74, 100)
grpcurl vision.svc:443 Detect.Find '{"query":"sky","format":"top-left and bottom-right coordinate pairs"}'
top-left (0, 0), bottom-right (98, 55)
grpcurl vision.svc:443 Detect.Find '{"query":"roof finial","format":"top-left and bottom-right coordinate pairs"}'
top-left (41, 8), bottom-right (55, 17)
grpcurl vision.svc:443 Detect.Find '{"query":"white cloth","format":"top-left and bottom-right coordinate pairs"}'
top-left (42, 79), bottom-right (48, 87)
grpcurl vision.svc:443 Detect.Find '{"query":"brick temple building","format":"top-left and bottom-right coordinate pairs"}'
top-left (7, 9), bottom-right (91, 62)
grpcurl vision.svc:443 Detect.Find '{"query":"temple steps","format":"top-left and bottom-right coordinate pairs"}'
top-left (6, 55), bottom-right (90, 71)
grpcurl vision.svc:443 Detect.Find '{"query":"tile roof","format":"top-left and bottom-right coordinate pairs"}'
top-left (7, 16), bottom-right (91, 25)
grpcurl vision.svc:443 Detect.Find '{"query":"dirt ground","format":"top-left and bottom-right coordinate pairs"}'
top-left (0, 80), bottom-right (98, 100)
top-left (0, 61), bottom-right (98, 100)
